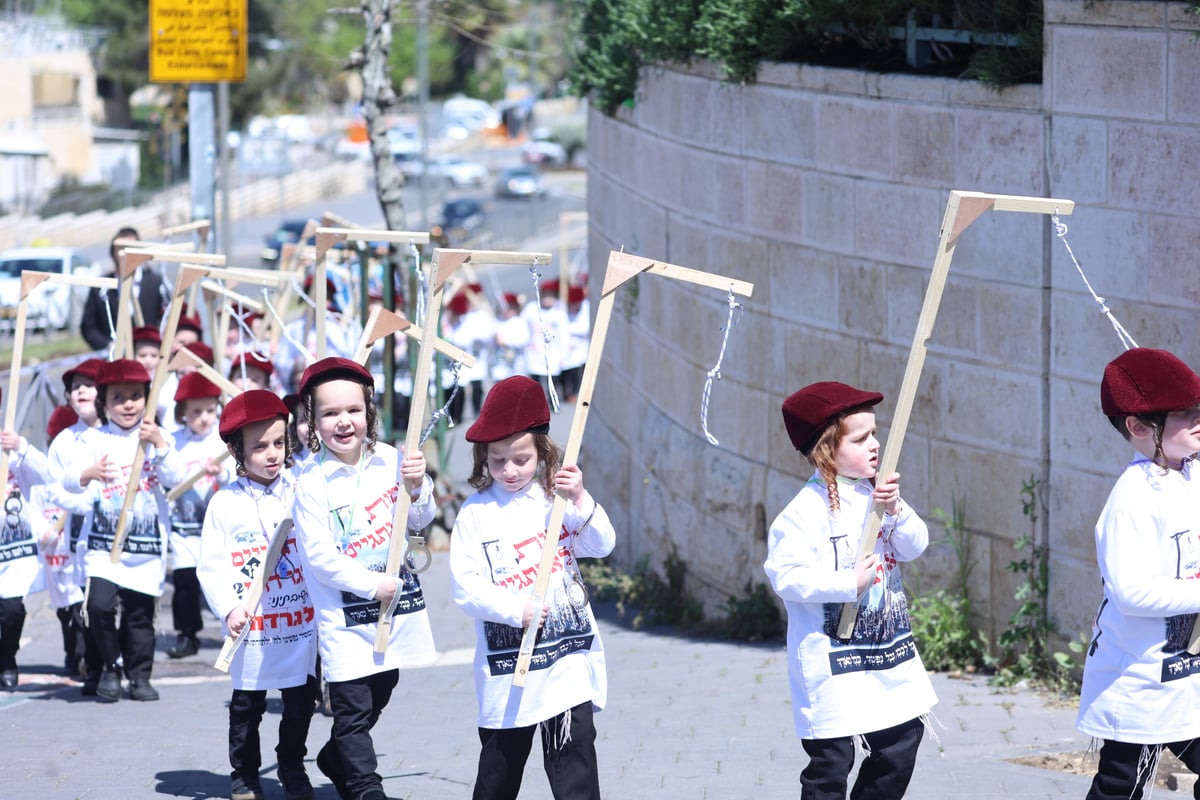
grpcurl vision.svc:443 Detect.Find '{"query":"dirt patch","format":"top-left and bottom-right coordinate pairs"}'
top-left (1009, 750), bottom-right (1191, 791)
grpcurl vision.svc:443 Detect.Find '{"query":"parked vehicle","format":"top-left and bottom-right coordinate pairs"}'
top-left (261, 219), bottom-right (313, 265)
top-left (430, 155), bottom-right (489, 188)
top-left (0, 246), bottom-right (91, 330)
top-left (494, 165), bottom-right (547, 198)
top-left (439, 198), bottom-right (488, 234)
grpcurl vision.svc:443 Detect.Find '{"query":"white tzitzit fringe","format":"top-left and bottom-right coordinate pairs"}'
top-left (1051, 213), bottom-right (1138, 351)
top-left (699, 286), bottom-right (743, 446)
top-left (541, 707), bottom-right (573, 753)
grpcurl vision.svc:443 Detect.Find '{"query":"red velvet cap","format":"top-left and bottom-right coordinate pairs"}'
top-left (1101, 348), bottom-right (1200, 416)
top-left (46, 404), bottom-right (78, 440)
top-left (97, 358), bottom-right (151, 387)
top-left (539, 279), bottom-right (560, 296)
top-left (466, 376), bottom-right (550, 443)
top-left (567, 286), bottom-right (586, 305)
top-left (298, 356), bottom-right (373, 396)
top-left (228, 351), bottom-right (275, 378)
top-left (177, 307), bottom-right (204, 335)
top-left (502, 292), bottom-right (520, 310)
top-left (446, 292), bottom-right (470, 316)
top-left (468, 282), bottom-right (483, 293)
top-left (782, 381), bottom-right (884, 456)
top-left (219, 389), bottom-right (289, 443)
top-left (132, 325), bottom-right (162, 346)
top-left (174, 372), bottom-right (221, 403)
top-left (182, 342), bottom-right (215, 366)
top-left (62, 357), bottom-right (106, 392)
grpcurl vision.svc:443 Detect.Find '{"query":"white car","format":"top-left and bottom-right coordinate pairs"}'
top-left (0, 246), bottom-right (91, 330)
top-left (430, 155), bottom-right (489, 188)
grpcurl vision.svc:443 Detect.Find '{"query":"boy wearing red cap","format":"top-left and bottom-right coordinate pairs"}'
top-left (165, 372), bottom-right (234, 659)
top-left (133, 325), bottom-right (163, 375)
top-left (229, 351), bottom-right (276, 393)
top-left (46, 357), bottom-right (106, 691)
top-left (198, 390), bottom-right (318, 800)
top-left (764, 381), bottom-right (935, 799)
top-left (450, 375), bottom-right (615, 800)
top-left (560, 285), bottom-right (589, 404)
top-left (1078, 348), bottom-right (1200, 799)
top-left (291, 357), bottom-right (435, 800)
top-left (0, 386), bottom-right (54, 691)
top-left (61, 358), bottom-right (189, 702)
top-left (442, 291), bottom-right (494, 423)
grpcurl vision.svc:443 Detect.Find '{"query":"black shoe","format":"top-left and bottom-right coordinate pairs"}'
top-left (0, 670), bottom-right (16, 690)
top-left (230, 774), bottom-right (264, 800)
top-left (81, 670), bottom-right (100, 696)
top-left (128, 678), bottom-right (159, 701)
top-left (96, 670), bottom-right (121, 703)
top-left (280, 774), bottom-right (314, 800)
top-left (63, 655), bottom-right (83, 679)
top-left (315, 747), bottom-right (352, 800)
top-left (167, 633), bottom-right (199, 659)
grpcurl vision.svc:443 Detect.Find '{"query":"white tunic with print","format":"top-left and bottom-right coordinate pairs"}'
top-left (292, 443), bottom-right (436, 682)
top-left (169, 427), bottom-right (233, 570)
top-left (0, 449), bottom-right (51, 600)
top-left (1078, 456), bottom-right (1200, 743)
top-left (450, 481), bottom-right (615, 729)
top-left (62, 423), bottom-right (188, 596)
top-left (764, 476), bottom-right (937, 739)
top-left (47, 420), bottom-right (97, 589)
top-left (520, 300), bottom-right (566, 378)
top-left (197, 473), bottom-right (317, 691)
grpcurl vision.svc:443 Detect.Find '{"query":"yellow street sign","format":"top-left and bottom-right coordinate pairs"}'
top-left (149, 0), bottom-right (247, 83)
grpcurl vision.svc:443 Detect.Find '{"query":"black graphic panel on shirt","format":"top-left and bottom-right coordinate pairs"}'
top-left (88, 498), bottom-right (162, 556)
top-left (0, 513), bottom-right (35, 563)
top-left (340, 567), bottom-right (426, 628)
top-left (479, 533), bottom-right (594, 676)
top-left (170, 486), bottom-right (213, 536)
top-left (821, 551), bottom-right (913, 646)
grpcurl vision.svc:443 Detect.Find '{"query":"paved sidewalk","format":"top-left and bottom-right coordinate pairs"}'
top-left (1, 557), bottom-right (1105, 800)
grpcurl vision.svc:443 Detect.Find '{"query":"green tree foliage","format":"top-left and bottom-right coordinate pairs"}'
top-left (568, 0), bottom-right (1044, 115)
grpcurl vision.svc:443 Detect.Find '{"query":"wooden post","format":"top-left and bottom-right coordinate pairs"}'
top-left (511, 251), bottom-right (754, 686)
top-left (108, 266), bottom-right (214, 562)
top-left (372, 247), bottom-right (548, 654)
top-left (834, 190), bottom-right (1075, 639)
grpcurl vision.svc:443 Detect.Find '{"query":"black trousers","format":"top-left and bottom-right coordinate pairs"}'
top-left (1087, 738), bottom-right (1200, 800)
top-left (56, 601), bottom-right (86, 668)
top-left (799, 717), bottom-right (925, 800)
top-left (85, 577), bottom-right (157, 680)
top-left (0, 596), bottom-right (27, 671)
top-left (229, 675), bottom-right (319, 783)
top-left (559, 366), bottom-right (583, 400)
top-left (171, 566), bottom-right (203, 636)
top-left (319, 669), bottom-right (399, 798)
top-left (472, 701), bottom-right (601, 800)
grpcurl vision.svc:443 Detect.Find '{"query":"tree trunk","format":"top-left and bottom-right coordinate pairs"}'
top-left (361, 0), bottom-right (407, 231)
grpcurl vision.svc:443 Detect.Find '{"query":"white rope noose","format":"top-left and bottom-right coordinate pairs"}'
top-left (261, 285), bottom-right (315, 367)
top-left (420, 358), bottom-right (466, 446)
top-left (1051, 212), bottom-right (1138, 351)
top-left (102, 287), bottom-right (118, 359)
top-left (529, 266), bottom-right (561, 413)
top-left (699, 286), bottom-right (744, 447)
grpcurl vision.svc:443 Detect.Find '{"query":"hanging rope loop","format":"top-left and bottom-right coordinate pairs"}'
top-left (1051, 211), bottom-right (1138, 351)
top-left (529, 266), bottom-right (561, 413)
top-left (699, 286), bottom-right (744, 446)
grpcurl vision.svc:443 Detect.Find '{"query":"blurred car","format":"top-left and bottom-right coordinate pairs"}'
top-left (0, 246), bottom-right (90, 330)
top-left (494, 165), bottom-right (546, 198)
top-left (439, 198), bottom-right (488, 234)
top-left (430, 155), bottom-right (488, 188)
top-left (522, 132), bottom-right (568, 167)
top-left (261, 219), bottom-right (314, 265)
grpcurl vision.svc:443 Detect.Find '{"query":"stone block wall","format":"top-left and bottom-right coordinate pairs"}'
top-left (582, 1), bottom-right (1200, 644)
